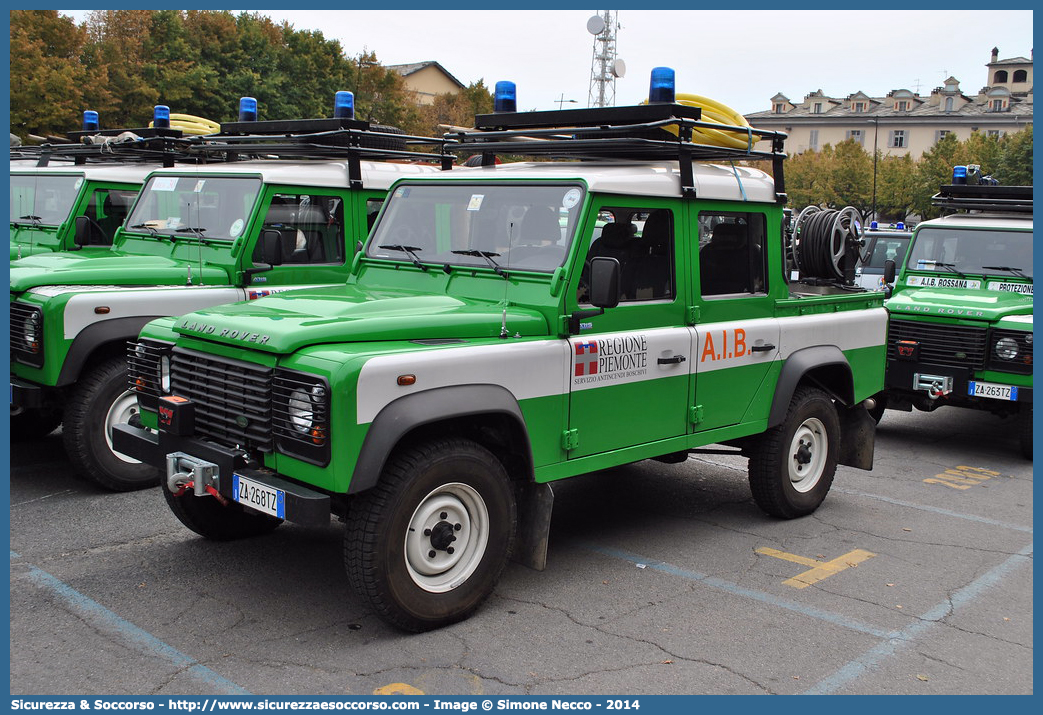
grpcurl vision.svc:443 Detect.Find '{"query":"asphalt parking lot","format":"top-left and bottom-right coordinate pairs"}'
top-left (9, 406), bottom-right (1032, 696)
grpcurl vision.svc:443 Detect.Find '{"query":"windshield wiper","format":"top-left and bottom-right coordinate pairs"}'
top-left (129, 222), bottom-right (160, 237)
top-left (982, 265), bottom-right (1032, 282)
top-left (452, 249), bottom-right (506, 277)
top-left (924, 261), bottom-right (968, 278)
top-left (379, 244), bottom-right (428, 272)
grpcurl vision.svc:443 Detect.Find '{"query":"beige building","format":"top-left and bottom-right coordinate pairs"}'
top-left (745, 48), bottom-right (1033, 156)
top-left (387, 61), bottom-right (466, 105)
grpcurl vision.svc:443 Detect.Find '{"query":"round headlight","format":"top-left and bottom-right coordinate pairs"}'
top-left (995, 337), bottom-right (1019, 361)
top-left (288, 386), bottom-right (320, 433)
top-left (159, 355), bottom-right (171, 393)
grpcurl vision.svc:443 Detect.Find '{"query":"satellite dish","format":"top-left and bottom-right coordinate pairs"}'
top-left (586, 15), bottom-right (606, 35)
top-left (611, 59), bottom-right (627, 78)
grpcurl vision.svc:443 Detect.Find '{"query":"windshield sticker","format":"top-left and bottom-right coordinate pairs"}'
top-left (394, 187), bottom-right (410, 198)
top-left (907, 275), bottom-right (982, 290)
top-left (193, 180), bottom-right (206, 193)
top-left (74, 178), bottom-right (83, 190)
top-left (229, 219), bottom-right (244, 237)
top-left (987, 281), bottom-right (1033, 295)
top-left (562, 188), bottom-right (582, 210)
top-left (467, 194), bottom-right (486, 211)
top-left (152, 177), bottom-right (178, 192)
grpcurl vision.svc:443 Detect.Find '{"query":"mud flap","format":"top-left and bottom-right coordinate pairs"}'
top-left (838, 404), bottom-right (875, 471)
top-left (512, 481), bottom-right (554, 571)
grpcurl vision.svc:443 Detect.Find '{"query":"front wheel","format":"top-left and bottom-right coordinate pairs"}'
top-left (163, 486), bottom-right (283, 541)
top-left (344, 438), bottom-right (517, 632)
top-left (748, 386), bottom-right (840, 518)
top-left (1018, 407), bottom-right (1032, 460)
top-left (62, 357), bottom-right (161, 491)
top-left (10, 406), bottom-right (62, 441)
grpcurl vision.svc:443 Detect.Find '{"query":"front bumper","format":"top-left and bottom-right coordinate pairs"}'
top-left (885, 360), bottom-right (1033, 405)
top-left (10, 377), bottom-right (48, 410)
top-left (113, 424), bottom-right (331, 527)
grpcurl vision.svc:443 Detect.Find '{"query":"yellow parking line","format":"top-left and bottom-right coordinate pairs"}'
top-left (756, 547), bottom-right (876, 589)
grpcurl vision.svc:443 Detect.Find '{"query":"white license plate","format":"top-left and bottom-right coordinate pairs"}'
top-left (968, 381), bottom-right (1018, 401)
top-left (232, 473), bottom-right (285, 518)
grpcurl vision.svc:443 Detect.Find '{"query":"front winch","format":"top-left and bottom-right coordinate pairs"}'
top-left (913, 373), bottom-right (954, 399)
top-left (166, 451), bottom-right (221, 498)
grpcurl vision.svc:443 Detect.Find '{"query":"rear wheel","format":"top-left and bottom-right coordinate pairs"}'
top-left (345, 438), bottom-right (516, 632)
top-left (748, 386), bottom-right (840, 518)
top-left (163, 486), bottom-right (283, 541)
top-left (62, 357), bottom-right (160, 491)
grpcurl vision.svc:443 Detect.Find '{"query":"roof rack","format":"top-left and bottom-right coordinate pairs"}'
top-left (187, 117), bottom-right (455, 188)
top-left (13, 126), bottom-right (195, 168)
top-left (932, 184), bottom-right (1033, 213)
top-left (442, 103), bottom-right (789, 201)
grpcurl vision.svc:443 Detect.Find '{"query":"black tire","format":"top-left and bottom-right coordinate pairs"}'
top-left (62, 357), bottom-right (161, 491)
top-left (163, 485), bottom-right (283, 541)
top-left (748, 386), bottom-right (840, 518)
top-left (10, 406), bottom-right (62, 441)
top-left (1019, 407), bottom-right (1032, 461)
top-left (867, 392), bottom-right (888, 424)
top-left (344, 438), bottom-right (516, 632)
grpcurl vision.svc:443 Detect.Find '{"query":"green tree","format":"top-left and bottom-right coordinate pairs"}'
top-left (996, 126), bottom-right (1033, 186)
top-left (821, 139), bottom-right (873, 215)
top-left (413, 80), bottom-right (494, 136)
top-left (9, 10), bottom-right (88, 140)
top-left (874, 153), bottom-right (917, 222)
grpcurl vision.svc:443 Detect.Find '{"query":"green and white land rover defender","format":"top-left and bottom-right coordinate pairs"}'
top-left (115, 101), bottom-right (887, 631)
top-left (10, 117), bottom-right (447, 491)
top-left (10, 161), bottom-right (150, 259)
top-left (878, 180), bottom-right (1033, 457)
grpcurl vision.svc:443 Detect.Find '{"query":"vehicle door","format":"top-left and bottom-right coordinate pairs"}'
top-left (243, 187), bottom-right (353, 288)
top-left (566, 200), bottom-right (692, 458)
top-left (687, 206), bottom-right (781, 433)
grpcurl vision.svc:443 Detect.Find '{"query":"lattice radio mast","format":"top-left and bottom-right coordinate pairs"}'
top-left (586, 11), bottom-right (625, 108)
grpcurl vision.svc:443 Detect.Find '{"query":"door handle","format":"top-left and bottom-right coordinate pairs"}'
top-left (750, 344), bottom-right (775, 353)
top-left (657, 355), bottom-right (687, 365)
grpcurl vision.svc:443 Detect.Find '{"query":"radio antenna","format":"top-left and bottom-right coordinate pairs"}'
top-left (501, 220), bottom-right (514, 338)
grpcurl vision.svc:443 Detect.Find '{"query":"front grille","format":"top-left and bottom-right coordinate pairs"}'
top-left (888, 319), bottom-right (988, 369)
top-left (10, 302), bottom-right (44, 367)
top-left (170, 347), bottom-right (274, 451)
top-left (989, 328), bottom-right (1033, 375)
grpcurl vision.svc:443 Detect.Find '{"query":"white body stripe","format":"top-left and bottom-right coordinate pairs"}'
top-left (356, 340), bottom-right (570, 424)
top-left (354, 308), bottom-right (887, 426)
top-left (61, 287), bottom-right (246, 339)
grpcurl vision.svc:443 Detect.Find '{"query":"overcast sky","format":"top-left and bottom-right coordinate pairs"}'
top-left (58, 8), bottom-right (1033, 116)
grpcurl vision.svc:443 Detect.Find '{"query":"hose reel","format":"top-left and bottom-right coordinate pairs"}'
top-left (791, 206), bottom-right (865, 285)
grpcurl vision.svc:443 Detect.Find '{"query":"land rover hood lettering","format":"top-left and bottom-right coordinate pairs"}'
top-left (178, 320), bottom-right (271, 344)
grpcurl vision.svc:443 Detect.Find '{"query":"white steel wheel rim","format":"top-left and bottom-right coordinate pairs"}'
top-left (788, 417), bottom-right (827, 493)
top-left (105, 388), bottom-right (143, 464)
top-left (404, 482), bottom-right (490, 593)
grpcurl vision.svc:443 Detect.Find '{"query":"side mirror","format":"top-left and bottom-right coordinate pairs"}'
top-left (73, 216), bottom-right (101, 248)
top-left (884, 259), bottom-right (896, 285)
top-left (259, 229), bottom-right (284, 267)
top-left (588, 256), bottom-right (620, 309)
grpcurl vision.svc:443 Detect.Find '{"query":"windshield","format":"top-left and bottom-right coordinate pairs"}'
top-left (368, 183), bottom-right (584, 273)
top-left (10, 174), bottom-right (83, 226)
top-left (864, 233), bottom-right (911, 269)
top-left (124, 176), bottom-right (262, 241)
top-left (907, 226), bottom-right (1033, 279)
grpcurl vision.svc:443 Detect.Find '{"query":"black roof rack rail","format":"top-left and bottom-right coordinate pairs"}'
top-left (12, 124), bottom-right (196, 168)
top-left (443, 103), bottom-right (789, 201)
top-left (932, 184), bottom-right (1033, 214)
top-left (186, 117), bottom-right (455, 188)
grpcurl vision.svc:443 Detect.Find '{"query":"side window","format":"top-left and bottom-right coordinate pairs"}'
top-left (253, 193), bottom-right (345, 265)
top-left (86, 188), bottom-right (137, 244)
top-left (583, 207), bottom-right (675, 303)
top-left (698, 212), bottom-right (767, 297)
top-left (366, 198), bottom-right (383, 231)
